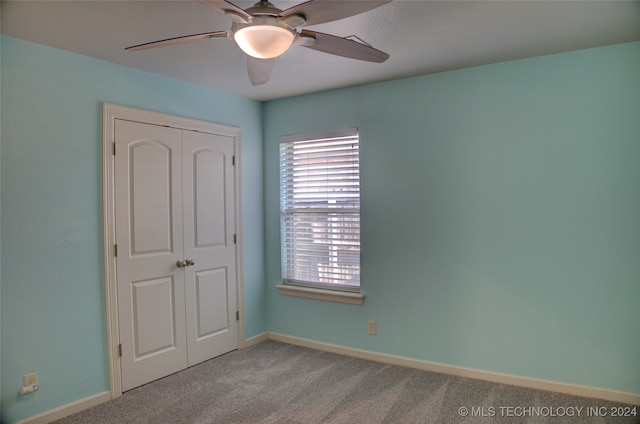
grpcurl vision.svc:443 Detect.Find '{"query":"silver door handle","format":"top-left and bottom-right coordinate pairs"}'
top-left (176, 259), bottom-right (195, 268)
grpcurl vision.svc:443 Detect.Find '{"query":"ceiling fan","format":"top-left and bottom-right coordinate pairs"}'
top-left (126, 0), bottom-right (391, 85)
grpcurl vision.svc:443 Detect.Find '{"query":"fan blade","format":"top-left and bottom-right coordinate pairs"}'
top-left (299, 30), bottom-right (389, 63)
top-left (199, 0), bottom-right (251, 22)
top-left (281, 0), bottom-right (391, 27)
top-left (247, 57), bottom-right (275, 85)
top-left (125, 31), bottom-right (228, 51)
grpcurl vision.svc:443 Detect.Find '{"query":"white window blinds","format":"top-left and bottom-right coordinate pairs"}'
top-left (280, 128), bottom-right (361, 291)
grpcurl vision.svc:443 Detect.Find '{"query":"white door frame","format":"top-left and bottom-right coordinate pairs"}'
top-left (102, 103), bottom-right (246, 399)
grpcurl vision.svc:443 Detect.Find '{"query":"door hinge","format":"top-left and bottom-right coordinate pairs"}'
top-left (114, 243), bottom-right (118, 257)
top-left (233, 234), bottom-right (237, 244)
top-left (236, 311), bottom-right (239, 321)
top-left (232, 155), bottom-right (236, 166)
top-left (113, 142), bottom-right (116, 156)
top-left (118, 343), bottom-right (123, 357)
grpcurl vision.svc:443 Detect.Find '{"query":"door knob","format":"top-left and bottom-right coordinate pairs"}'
top-left (176, 259), bottom-right (195, 268)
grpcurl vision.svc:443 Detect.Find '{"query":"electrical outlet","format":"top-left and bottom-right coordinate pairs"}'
top-left (24, 373), bottom-right (38, 387)
top-left (368, 321), bottom-right (377, 335)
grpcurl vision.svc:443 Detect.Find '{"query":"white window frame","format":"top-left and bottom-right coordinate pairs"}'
top-left (277, 128), bottom-right (364, 305)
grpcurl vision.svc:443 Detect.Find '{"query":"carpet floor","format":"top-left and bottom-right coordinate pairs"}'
top-left (53, 340), bottom-right (638, 424)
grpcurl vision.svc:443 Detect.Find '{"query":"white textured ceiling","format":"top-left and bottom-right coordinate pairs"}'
top-left (2, 0), bottom-right (640, 101)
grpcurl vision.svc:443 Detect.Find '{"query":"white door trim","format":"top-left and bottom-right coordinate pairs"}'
top-left (102, 103), bottom-right (245, 399)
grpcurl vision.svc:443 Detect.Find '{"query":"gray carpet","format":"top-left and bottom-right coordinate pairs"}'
top-left (54, 341), bottom-right (638, 423)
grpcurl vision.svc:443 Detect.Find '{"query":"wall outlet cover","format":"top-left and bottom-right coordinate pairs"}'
top-left (24, 373), bottom-right (38, 387)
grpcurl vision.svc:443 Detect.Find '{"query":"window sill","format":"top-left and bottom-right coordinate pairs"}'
top-left (276, 284), bottom-right (365, 305)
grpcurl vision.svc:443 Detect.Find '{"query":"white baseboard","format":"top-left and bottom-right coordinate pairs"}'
top-left (267, 332), bottom-right (640, 406)
top-left (15, 391), bottom-right (111, 424)
top-left (243, 332), bottom-right (269, 348)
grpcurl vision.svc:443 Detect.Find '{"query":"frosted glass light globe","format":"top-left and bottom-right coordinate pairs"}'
top-left (234, 25), bottom-right (295, 59)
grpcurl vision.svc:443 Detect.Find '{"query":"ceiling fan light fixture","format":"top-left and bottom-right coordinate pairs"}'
top-left (234, 24), bottom-right (295, 59)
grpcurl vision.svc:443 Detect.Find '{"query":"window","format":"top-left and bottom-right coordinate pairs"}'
top-left (279, 128), bottom-right (361, 300)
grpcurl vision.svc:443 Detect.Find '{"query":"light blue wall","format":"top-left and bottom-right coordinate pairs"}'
top-left (264, 42), bottom-right (640, 395)
top-left (0, 36), bottom-right (265, 423)
top-left (2, 33), bottom-right (639, 424)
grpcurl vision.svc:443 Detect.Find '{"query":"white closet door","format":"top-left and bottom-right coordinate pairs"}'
top-left (182, 130), bottom-right (237, 366)
top-left (114, 119), bottom-right (238, 392)
top-left (114, 120), bottom-right (187, 392)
